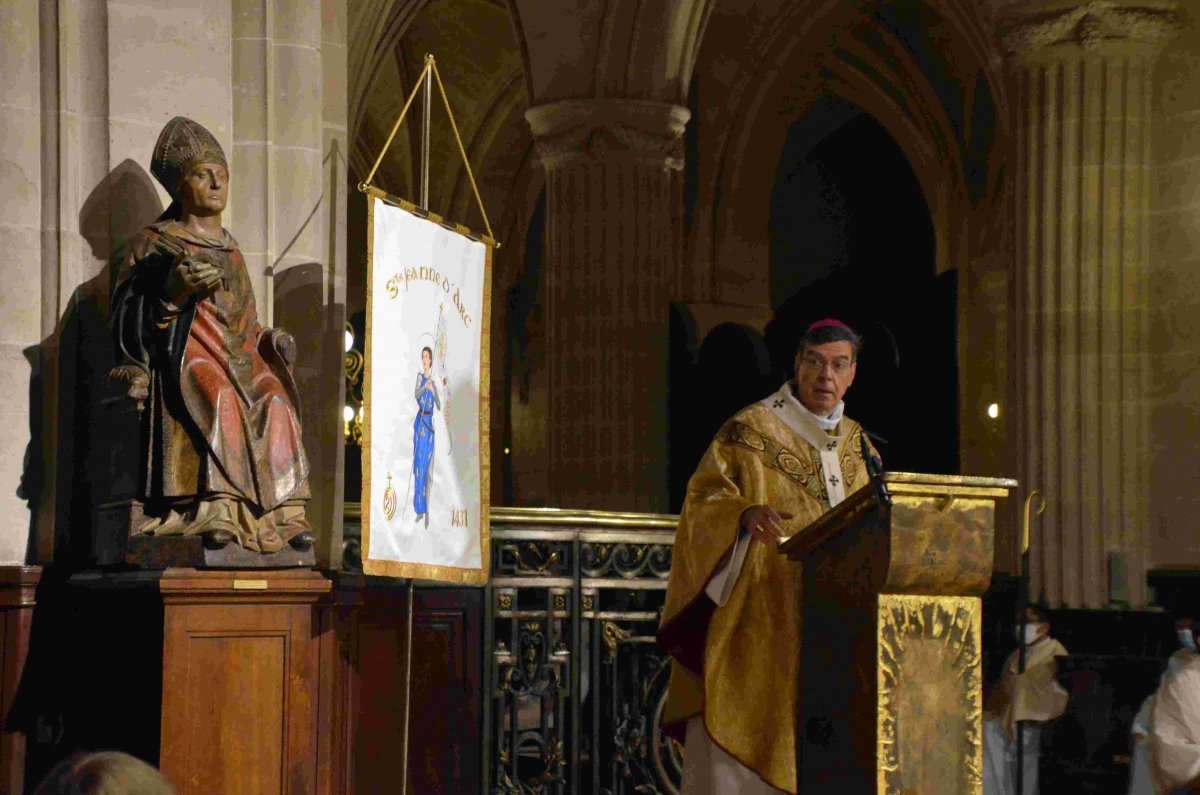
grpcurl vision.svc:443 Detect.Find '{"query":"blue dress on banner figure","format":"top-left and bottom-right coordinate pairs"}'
top-left (412, 346), bottom-right (441, 527)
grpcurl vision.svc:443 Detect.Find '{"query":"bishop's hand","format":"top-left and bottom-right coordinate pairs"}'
top-left (739, 504), bottom-right (793, 545)
top-left (164, 253), bottom-right (224, 306)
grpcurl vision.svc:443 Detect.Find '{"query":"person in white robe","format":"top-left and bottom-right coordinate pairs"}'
top-left (1150, 619), bottom-right (1200, 794)
top-left (983, 605), bottom-right (1068, 795)
top-left (1129, 618), bottom-right (1197, 795)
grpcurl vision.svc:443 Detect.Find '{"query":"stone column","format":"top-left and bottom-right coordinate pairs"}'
top-left (527, 99), bottom-right (689, 513)
top-left (0, 0), bottom-right (43, 565)
top-left (232, 0), bottom-right (347, 566)
top-left (1002, 1), bottom-right (1180, 608)
top-left (232, 0), bottom-right (324, 317)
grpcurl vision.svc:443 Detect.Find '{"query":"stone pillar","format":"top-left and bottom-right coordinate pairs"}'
top-left (1149, 11), bottom-right (1200, 567)
top-left (0, 0), bottom-right (43, 565)
top-left (233, 0), bottom-right (347, 567)
top-left (1002, 2), bottom-right (1180, 608)
top-left (231, 0), bottom-right (325, 317)
top-left (0, 15), bottom-right (46, 783)
top-left (527, 99), bottom-right (688, 513)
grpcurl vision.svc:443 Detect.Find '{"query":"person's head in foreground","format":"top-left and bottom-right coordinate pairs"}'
top-left (33, 751), bottom-right (176, 795)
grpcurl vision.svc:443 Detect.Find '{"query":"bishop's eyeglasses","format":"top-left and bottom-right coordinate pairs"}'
top-left (799, 355), bottom-right (853, 376)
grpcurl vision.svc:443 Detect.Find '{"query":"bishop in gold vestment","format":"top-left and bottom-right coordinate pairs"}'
top-left (658, 320), bottom-right (875, 794)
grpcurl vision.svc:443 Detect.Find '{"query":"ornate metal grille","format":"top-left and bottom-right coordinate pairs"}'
top-left (342, 505), bottom-right (683, 793)
top-left (485, 508), bottom-right (682, 795)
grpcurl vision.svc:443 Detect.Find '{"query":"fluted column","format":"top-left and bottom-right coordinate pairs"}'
top-left (527, 99), bottom-right (689, 512)
top-left (1003, 2), bottom-right (1180, 607)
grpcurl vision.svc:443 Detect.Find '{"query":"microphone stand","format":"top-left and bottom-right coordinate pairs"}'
top-left (859, 432), bottom-right (891, 508)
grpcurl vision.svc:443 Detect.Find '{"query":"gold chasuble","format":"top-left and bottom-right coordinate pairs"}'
top-left (659, 388), bottom-right (874, 793)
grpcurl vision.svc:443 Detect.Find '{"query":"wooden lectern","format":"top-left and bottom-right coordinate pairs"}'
top-left (778, 472), bottom-right (1015, 795)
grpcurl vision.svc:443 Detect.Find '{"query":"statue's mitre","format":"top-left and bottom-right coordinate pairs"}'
top-left (151, 116), bottom-right (227, 196)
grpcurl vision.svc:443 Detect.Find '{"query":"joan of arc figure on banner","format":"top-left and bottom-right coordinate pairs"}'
top-left (412, 345), bottom-right (441, 527)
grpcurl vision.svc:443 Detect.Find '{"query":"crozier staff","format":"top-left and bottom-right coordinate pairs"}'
top-left (658, 319), bottom-right (877, 794)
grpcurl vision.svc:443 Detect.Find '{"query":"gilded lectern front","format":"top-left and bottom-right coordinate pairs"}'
top-left (778, 472), bottom-right (1015, 794)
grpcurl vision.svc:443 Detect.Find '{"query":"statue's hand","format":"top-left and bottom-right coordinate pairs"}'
top-left (259, 328), bottom-right (297, 367)
top-left (107, 364), bottom-right (150, 402)
top-left (270, 330), bottom-right (297, 367)
top-left (164, 254), bottom-right (224, 306)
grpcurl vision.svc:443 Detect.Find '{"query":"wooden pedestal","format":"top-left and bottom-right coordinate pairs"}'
top-left (158, 568), bottom-right (330, 795)
top-left (13, 567), bottom-right (484, 794)
top-left (318, 576), bottom-right (483, 794)
top-left (0, 567), bottom-right (40, 795)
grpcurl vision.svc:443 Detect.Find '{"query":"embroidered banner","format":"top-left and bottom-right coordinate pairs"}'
top-left (362, 195), bottom-right (491, 583)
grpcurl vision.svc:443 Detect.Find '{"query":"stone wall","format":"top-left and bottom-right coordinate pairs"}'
top-left (1150, 8), bottom-right (1200, 568)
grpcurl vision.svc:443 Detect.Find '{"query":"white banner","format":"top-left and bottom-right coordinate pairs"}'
top-left (362, 194), bottom-right (491, 583)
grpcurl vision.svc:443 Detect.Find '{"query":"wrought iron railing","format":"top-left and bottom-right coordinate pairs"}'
top-left (342, 506), bottom-right (682, 794)
top-left (486, 508), bottom-right (680, 795)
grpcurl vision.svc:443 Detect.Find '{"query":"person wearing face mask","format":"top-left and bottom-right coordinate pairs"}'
top-left (1129, 617), bottom-right (1199, 795)
top-left (1147, 618), bottom-right (1200, 793)
top-left (982, 605), bottom-right (1069, 795)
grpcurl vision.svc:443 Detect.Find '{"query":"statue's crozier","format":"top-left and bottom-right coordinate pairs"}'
top-left (110, 116), bottom-right (314, 562)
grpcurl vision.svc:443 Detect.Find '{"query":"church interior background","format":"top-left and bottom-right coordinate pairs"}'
top-left (2, 0), bottom-right (1200, 792)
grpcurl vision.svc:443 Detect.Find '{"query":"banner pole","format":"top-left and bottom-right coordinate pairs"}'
top-left (1015, 489), bottom-right (1044, 795)
top-left (421, 54), bottom-right (433, 210)
top-left (401, 577), bottom-right (415, 795)
top-left (401, 52), bottom-right (436, 795)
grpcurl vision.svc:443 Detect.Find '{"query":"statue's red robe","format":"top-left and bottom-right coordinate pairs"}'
top-left (112, 221), bottom-right (309, 537)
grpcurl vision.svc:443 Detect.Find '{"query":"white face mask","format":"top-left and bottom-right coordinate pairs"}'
top-left (1178, 629), bottom-right (1197, 653)
top-left (1015, 623), bottom-right (1045, 645)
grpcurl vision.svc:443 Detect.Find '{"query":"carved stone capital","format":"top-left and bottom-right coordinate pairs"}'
top-left (1000, 1), bottom-right (1181, 56)
top-left (526, 99), bottom-right (690, 171)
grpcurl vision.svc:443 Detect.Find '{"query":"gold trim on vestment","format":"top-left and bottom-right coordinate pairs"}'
top-left (723, 419), bottom-right (869, 503)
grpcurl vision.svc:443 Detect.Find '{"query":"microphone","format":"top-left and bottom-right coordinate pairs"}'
top-left (860, 431), bottom-right (892, 508)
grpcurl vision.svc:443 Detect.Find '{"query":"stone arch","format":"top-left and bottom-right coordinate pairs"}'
top-left (509, 0), bottom-right (714, 105)
top-left (693, 0), bottom-right (1009, 300)
top-left (683, 0), bottom-right (1011, 478)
